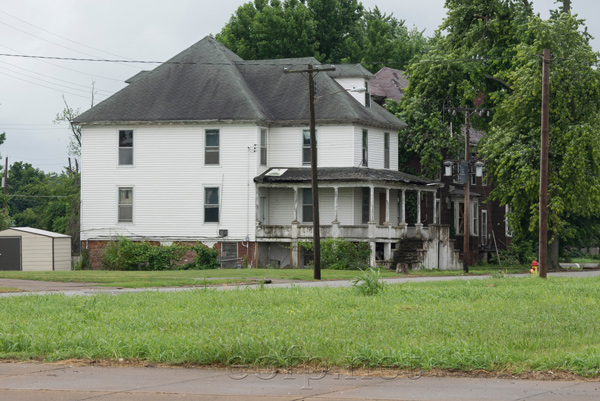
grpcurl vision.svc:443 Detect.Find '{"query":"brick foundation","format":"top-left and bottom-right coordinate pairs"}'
top-left (83, 240), bottom-right (258, 270)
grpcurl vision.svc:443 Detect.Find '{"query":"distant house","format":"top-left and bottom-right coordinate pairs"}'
top-left (370, 67), bottom-right (511, 264)
top-left (75, 37), bottom-right (460, 270)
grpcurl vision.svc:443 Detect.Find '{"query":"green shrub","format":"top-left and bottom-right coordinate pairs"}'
top-left (351, 268), bottom-right (385, 295)
top-left (74, 248), bottom-right (91, 270)
top-left (101, 237), bottom-right (188, 270)
top-left (178, 242), bottom-right (219, 270)
top-left (300, 238), bottom-right (371, 270)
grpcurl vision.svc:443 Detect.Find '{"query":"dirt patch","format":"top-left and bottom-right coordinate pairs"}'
top-left (4, 358), bottom-right (598, 381)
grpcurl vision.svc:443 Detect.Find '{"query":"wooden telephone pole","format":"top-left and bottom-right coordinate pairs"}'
top-left (444, 107), bottom-right (490, 273)
top-left (284, 64), bottom-right (335, 280)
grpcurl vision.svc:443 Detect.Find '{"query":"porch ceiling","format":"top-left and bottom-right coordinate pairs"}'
top-left (254, 167), bottom-right (440, 189)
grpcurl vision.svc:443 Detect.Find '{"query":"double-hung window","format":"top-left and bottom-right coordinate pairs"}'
top-left (384, 132), bottom-right (390, 169)
top-left (361, 187), bottom-right (370, 224)
top-left (362, 129), bottom-right (368, 166)
top-left (205, 129), bottom-right (220, 165)
top-left (302, 188), bottom-right (313, 223)
top-left (118, 130), bottom-right (133, 165)
top-left (204, 187), bottom-right (220, 223)
top-left (118, 187), bottom-right (133, 223)
top-left (260, 128), bottom-right (267, 166)
top-left (302, 129), bottom-right (315, 165)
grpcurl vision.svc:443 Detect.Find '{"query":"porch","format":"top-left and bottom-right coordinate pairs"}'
top-left (254, 167), bottom-right (444, 267)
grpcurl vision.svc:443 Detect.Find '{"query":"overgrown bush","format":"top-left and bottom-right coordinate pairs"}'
top-left (351, 268), bottom-right (385, 295)
top-left (74, 247), bottom-right (91, 270)
top-left (300, 237), bottom-right (371, 270)
top-left (490, 239), bottom-right (535, 266)
top-left (178, 242), bottom-right (220, 270)
top-left (102, 237), bottom-right (188, 270)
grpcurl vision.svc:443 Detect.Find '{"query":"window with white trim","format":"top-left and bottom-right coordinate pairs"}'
top-left (481, 209), bottom-right (488, 246)
top-left (302, 129), bottom-right (316, 165)
top-left (118, 187), bottom-right (133, 223)
top-left (471, 201), bottom-right (478, 236)
top-left (204, 187), bottom-right (220, 223)
top-left (302, 188), bottom-right (312, 223)
top-left (118, 130), bottom-right (133, 165)
top-left (205, 129), bottom-right (220, 165)
top-left (384, 132), bottom-right (390, 169)
top-left (260, 128), bottom-right (267, 166)
top-left (505, 205), bottom-right (512, 237)
top-left (362, 129), bottom-right (368, 166)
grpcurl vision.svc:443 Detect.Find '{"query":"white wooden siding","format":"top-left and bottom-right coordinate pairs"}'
top-left (81, 124), bottom-right (259, 242)
top-left (353, 126), bottom-right (393, 169)
top-left (333, 77), bottom-right (367, 106)
top-left (268, 126), bottom-right (355, 168)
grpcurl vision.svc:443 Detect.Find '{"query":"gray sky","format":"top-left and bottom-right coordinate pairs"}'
top-left (0, 0), bottom-right (597, 173)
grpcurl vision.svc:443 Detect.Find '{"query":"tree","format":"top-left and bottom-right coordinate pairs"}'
top-left (396, 0), bottom-right (533, 177)
top-left (478, 12), bottom-right (600, 264)
top-left (216, 0), bottom-right (320, 60)
top-left (0, 132), bottom-right (10, 230)
top-left (54, 97), bottom-right (82, 157)
top-left (342, 7), bottom-right (428, 72)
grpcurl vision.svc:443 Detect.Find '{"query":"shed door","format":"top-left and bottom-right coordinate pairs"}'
top-left (0, 237), bottom-right (22, 271)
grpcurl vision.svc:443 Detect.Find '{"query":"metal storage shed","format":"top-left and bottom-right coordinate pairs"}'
top-left (0, 227), bottom-right (72, 271)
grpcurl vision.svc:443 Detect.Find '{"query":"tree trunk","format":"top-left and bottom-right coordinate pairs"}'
top-left (548, 236), bottom-right (560, 271)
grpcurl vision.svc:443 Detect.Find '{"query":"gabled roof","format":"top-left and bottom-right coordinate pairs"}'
top-left (75, 37), bottom-right (406, 130)
top-left (254, 167), bottom-right (433, 186)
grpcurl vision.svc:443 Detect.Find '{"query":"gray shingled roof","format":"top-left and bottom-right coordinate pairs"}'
top-left (75, 36), bottom-right (406, 130)
top-left (254, 167), bottom-right (433, 185)
top-left (370, 67), bottom-right (409, 102)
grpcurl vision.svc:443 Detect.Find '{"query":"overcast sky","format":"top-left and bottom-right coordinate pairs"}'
top-left (0, 0), bottom-right (597, 174)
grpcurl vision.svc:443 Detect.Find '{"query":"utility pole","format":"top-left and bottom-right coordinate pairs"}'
top-left (284, 64), bottom-right (335, 280)
top-left (444, 107), bottom-right (490, 273)
top-left (3, 156), bottom-right (7, 212)
top-left (539, 49), bottom-right (550, 279)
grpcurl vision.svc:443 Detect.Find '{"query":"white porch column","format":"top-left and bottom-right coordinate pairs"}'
top-left (368, 185), bottom-right (376, 267)
top-left (416, 190), bottom-right (423, 238)
top-left (255, 186), bottom-right (261, 225)
top-left (416, 190), bottom-right (422, 224)
top-left (291, 186), bottom-right (299, 268)
top-left (333, 186), bottom-right (339, 223)
top-left (293, 186), bottom-right (299, 223)
top-left (369, 185), bottom-right (375, 223)
top-left (385, 188), bottom-right (390, 225)
top-left (433, 191), bottom-right (437, 225)
top-left (332, 186), bottom-right (340, 237)
top-left (400, 189), bottom-right (406, 225)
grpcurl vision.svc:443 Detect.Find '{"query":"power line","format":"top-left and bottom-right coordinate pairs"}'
top-left (0, 60), bottom-right (114, 95)
top-left (0, 70), bottom-right (93, 99)
top-left (0, 9), bottom-right (140, 62)
top-left (0, 63), bottom-right (114, 96)
top-left (0, 19), bottom-right (141, 70)
top-left (0, 42), bottom-right (124, 82)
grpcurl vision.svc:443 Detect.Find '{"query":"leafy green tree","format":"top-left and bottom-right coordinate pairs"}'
top-left (343, 7), bottom-right (427, 72)
top-left (7, 162), bottom-right (80, 252)
top-left (0, 132), bottom-right (10, 230)
top-left (479, 12), bottom-right (600, 262)
top-left (216, 0), bottom-right (320, 60)
top-left (396, 0), bottom-right (533, 177)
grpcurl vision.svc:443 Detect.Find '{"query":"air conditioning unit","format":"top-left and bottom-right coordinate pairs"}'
top-left (219, 229), bottom-right (228, 237)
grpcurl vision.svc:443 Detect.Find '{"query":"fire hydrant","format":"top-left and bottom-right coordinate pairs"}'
top-left (530, 260), bottom-right (538, 275)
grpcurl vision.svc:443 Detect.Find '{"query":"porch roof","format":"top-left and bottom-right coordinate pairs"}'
top-left (254, 167), bottom-right (437, 186)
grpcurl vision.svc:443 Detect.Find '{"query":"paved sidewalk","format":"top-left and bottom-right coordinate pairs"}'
top-left (1, 362), bottom-right (599, 401)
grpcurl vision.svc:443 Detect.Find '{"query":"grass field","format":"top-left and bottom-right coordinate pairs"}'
top-left (0, 265), bottom-right (529, 288)
top-left (1, 275), bottom-right (599, 375)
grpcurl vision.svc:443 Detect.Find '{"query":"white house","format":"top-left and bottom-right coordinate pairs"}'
top-left (75, 36), bottom-right (459, 270)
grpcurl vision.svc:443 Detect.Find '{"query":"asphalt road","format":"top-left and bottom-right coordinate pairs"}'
top-left (1, 362), bottom-right (600, 401)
